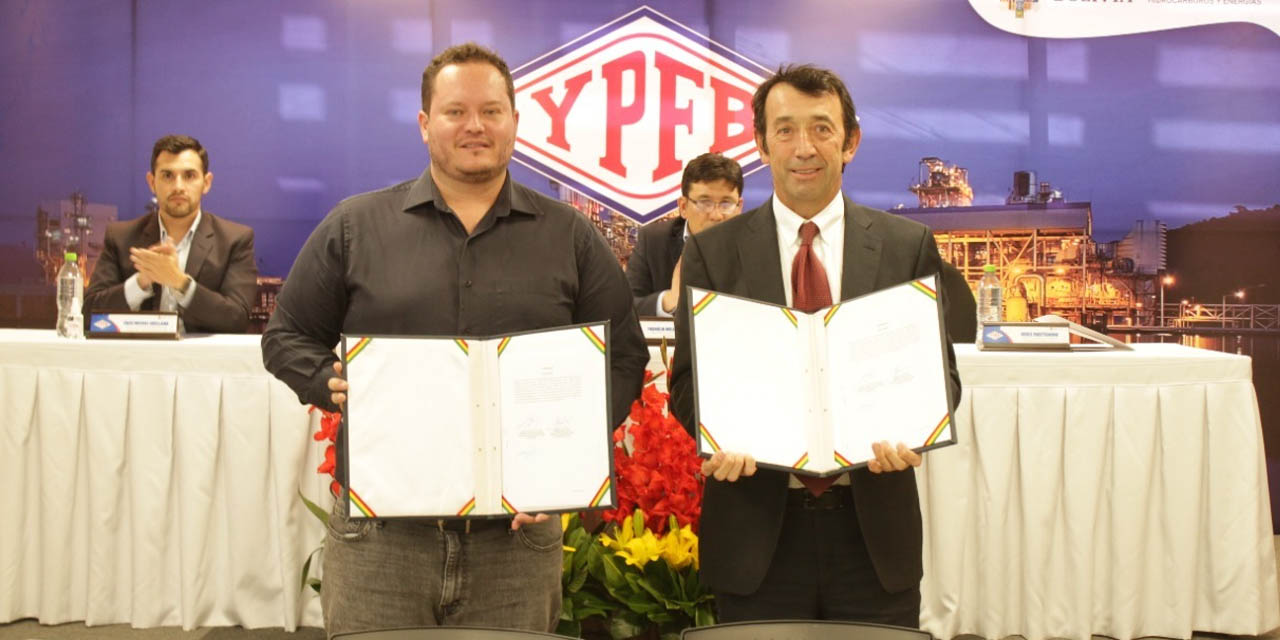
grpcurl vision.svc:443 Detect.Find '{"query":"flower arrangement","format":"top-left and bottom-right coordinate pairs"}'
top-left (558, 364), bottom-right (715, 639)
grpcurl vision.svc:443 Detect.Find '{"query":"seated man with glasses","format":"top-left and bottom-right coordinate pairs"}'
top-left (626, 152), bottom-right (744, 317)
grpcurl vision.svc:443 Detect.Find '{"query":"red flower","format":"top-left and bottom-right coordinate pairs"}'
top-left (603, 378), bottom-right (703, 534)
top-left (315, 409), bottom-right (341, 442)
top-left (317, 444), bottom-right (336, 475)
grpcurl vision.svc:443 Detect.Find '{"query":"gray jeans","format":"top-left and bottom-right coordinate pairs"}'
top-left (320, 502), bottom-right (563, 638)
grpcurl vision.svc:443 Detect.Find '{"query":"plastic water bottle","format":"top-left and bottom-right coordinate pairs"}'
top-left (975, 263), bottom-right (1002, 343)
top-left (56, 252), bottom-right (84, 339)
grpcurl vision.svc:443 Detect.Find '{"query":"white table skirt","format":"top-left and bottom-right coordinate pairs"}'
top-left (0, 330), bottom-right (328, 630)
top-left (4, 331), bottom-right (1275, 637)
top-left (919, 343), bottom-right (1280, 640)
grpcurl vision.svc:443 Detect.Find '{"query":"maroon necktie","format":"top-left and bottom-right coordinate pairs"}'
top-left (791, 221), bottom-right (839, 496)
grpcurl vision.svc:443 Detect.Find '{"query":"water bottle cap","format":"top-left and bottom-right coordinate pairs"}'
top-left (64, 252), bottom-right (78, 261)
top-left (983, 264), bottom-right (996, 273)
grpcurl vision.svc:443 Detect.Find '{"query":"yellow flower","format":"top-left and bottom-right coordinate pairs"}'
top-left (599, 532), bottom-right (620, 552)
top-left (659, 524), bottom-right (699, 570)
top-left (617, 529), bottom-right (662, 569)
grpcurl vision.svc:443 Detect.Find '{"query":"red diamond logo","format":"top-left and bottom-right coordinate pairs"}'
top-left (513, 6), bottom-right (770, 225)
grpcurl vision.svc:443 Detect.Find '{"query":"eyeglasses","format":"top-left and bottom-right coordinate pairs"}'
top-left (691, 199), bottom-right (739, 214)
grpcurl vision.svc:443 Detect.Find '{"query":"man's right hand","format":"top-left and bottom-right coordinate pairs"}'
top-left (660, 257), bottom-right (683, 314)
top-left (700, 451), bottom-right (757, 482)
top-left (328, 361), bottom-right (349, 406)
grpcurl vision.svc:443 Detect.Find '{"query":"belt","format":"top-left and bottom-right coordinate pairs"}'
top-left (434, 518), bottom-right (510, 533)
top-left (786, 487), bottom-right (853, 510)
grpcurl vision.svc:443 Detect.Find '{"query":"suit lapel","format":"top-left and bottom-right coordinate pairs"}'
top-left (137, 215), bottom-right (162, 311)
top-left (737, 201), bottom-right (787, 305)
top-left (184, 213), bottom-right (213, 281)
top-left (668, 218), bottom-right (686, 269)
top-left (140, 213), bottom-right (162, 248)
top-left (840, 197), bottom-right (882, 300)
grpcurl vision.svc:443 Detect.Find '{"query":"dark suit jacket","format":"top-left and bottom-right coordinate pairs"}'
top-left (669, 196), bottom-right (962, 596)
top-left (625, 217), bottom-right (685, 316)
top-left (84, 211), bottom-right (258, 333)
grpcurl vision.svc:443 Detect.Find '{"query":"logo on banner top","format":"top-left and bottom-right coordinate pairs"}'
top-left (511, 6), bottom-right (771, 225)
top-left (973, 0), bottom-right (1280, 38)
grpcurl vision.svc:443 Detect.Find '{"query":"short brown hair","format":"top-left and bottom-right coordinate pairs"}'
top-left (150, 134), bottom-right (208, 173)
top-left (420, 43), bottom-right (515, 112)
top-left (752, 64), bottom-right (859, 154)
top-left (681, 152), bottom-right (744, 197)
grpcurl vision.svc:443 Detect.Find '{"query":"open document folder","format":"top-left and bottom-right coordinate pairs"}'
top-left (339, 322), bottom-right (615, 519)
top-left (688, 276), bottom-right (957, 476)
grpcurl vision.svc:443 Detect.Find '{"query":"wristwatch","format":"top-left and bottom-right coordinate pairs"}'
top-left (178, 275), bottom-right (194, 295)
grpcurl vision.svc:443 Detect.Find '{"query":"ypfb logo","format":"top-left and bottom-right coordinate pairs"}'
top-left (512, 6), bottom-right (770, 225)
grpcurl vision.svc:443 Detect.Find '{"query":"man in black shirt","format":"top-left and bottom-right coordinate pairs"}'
top-left (261, 43), bottom-right (647, 636)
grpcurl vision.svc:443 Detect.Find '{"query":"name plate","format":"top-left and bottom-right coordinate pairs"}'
top-left (639, 318), bottom-right (675, 345)
top-left (87, 312), bottom-right (181, 340)
top-left (978, 321), bottom-right (1070, 350)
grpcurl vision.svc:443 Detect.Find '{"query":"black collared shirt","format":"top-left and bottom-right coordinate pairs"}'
top-left (261, 170), bottom-right (648, 426)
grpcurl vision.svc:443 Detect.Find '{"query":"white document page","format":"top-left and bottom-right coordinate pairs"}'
top-left (688, 278), bottom-right (954, 475)
top-left (344, 336), bottom-right (473, 518)
top-left (498, 326), bottom-right (612, 514)
top-left (825, 279), bottom-right (954, 466)
top-left (688, 290), bottom-right (810, 471)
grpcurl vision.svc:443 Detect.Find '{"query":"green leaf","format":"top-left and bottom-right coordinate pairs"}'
top-left (586, 542), bottom-right (608, 582)
top-left (575, 590), bottom-right (620, 615)
top-left (645, 561), bottom-right (677, 598)
top-left (694, 604), bottom-right (716, 627)
top-left (566, 526), bottom-right (591, 548)
top-left (601, 554), bottom-right (628, 590)
top-left (298, 490), bottom-right (328, 525)
top-left (633, 576), bottom-right (671, 607)
top-left (609, 613), bottom-right (647, 639)
top-left (568, 563), bottom-right (589, 593)
top-left (555, 619), bottom-right (581, 637)
top-left (298, 546), bottom-right (322, 592)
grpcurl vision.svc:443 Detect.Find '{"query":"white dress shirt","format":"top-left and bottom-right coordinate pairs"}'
top-left (123, 211), bottom-right (201, 312)
top-left (773, 192), bottom-right (845, 306)
top-left (773, 192), bottom-right (850, 489)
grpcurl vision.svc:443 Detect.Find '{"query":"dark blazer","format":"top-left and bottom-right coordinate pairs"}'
top-left (84, 211), bottom-right (258, 333)
top-left (669, 196), bottom-right (962, 596)
top-left (625, 217), bottom-right (685, 316)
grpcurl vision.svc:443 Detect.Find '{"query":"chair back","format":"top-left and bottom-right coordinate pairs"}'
top-left (331, 626), bottom-right (573, 639)
top-left (681, 620), bottom-right (933, 640)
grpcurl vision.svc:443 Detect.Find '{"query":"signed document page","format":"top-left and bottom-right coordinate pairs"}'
top-left (498, 326), bottom-right (613, 515)
top-left (341, 323), bottom-right (614, 519)
top-left (688, 277), bottom-right (954, 476)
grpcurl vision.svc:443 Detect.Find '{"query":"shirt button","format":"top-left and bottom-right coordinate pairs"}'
top-left (464, 280), bottom-right (473, 288)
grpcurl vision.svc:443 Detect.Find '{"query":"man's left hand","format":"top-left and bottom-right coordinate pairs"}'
top-left (130, 242), bottom-right (187, 289)
top-left (511, 512), bottom-right (550, 531)
top-left (867, 441), bottom-right (922, 474)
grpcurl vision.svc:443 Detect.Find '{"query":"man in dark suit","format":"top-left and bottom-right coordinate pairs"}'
top-left (669, 65), bottom-right (962, 626)
top-left (625, 152), bottom-right (743, 317)
top-left (85, 134), bottom-right (258, 333)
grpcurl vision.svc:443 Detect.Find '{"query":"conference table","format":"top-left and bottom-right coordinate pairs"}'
top-left (917, 343), bottom-right (1279, 640)
top-left (2, 329), bottom-right (1276, 638)
top-left (0, 330), bottom-right (327, 630)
